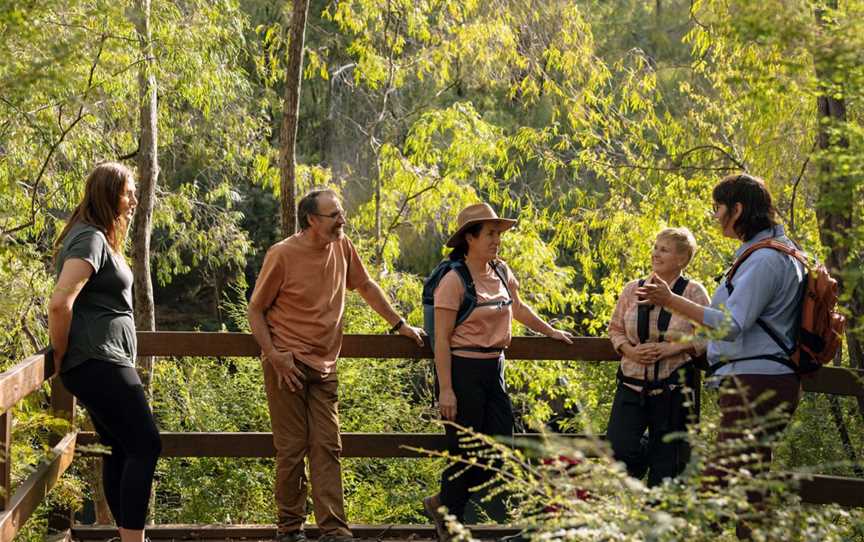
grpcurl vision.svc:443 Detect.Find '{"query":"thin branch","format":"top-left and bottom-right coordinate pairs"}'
top-left (789, 141), bottom-right (816, 235)
top-left (672, 144), bottom-right (747, 170)
top-left (118, 140), bottom-right (140, 161)
top-left (582, 157), bottom-right (739, 173)
top-left (25, 32), bottom-right (107, 232)
top-left (40, 19), bottom-right (139, 43)
top-left (1, 219), bottom-right (35, 236)
top-left (20, 315), bottom-right (41, 352)
top-left (374, 174), bottom-right (444, 264)
top-left (689, 0), bottom-right (709, 30)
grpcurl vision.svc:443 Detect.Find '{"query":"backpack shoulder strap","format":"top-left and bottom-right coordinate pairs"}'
top-left (636, 279), bottom-right (650, 344)
top-left (656, 277), bottom-right (689, 337)
top-left (725, 239), bottom-right (803, 355)
top-left (451, 261), bottom-right (478, 326)
top-left (725, 239), bottom-right (803, 294)
top-left (727, 239), bottom-right (804, 282)
top-left (489, 260), bottom-right (512, 298)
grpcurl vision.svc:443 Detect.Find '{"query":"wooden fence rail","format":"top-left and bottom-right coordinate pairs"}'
top-left (2, 331), bottom-right (864, 542)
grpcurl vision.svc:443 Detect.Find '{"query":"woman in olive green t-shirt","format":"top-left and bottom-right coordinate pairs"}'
top-left (48, 162), bottom-right (161, 542)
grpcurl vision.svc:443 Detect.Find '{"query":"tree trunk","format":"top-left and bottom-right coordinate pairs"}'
top-left (814, 1), bottom-right (864, 422)
top-left (130, 0), bottom-right (158, 391)
top-left (279, 0), bottom-right (310, 238)
top-left (129, 0), bottom-right (159, 521)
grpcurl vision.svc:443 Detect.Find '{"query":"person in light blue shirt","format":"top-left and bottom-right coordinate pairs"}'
top-left (636, 173), bottom-right (804, 538)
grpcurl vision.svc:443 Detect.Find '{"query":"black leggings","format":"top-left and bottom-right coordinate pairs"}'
top-left (61, 360), bottom-right (162, 530)
top-left (439, 355), bottom-right (514, 520)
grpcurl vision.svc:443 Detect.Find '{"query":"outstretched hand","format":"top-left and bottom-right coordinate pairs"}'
top-left (635, 274), bottom-right (672, 307)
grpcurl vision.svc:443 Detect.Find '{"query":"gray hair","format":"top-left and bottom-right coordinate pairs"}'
top-left (297, 188), bottom-right (338, 230)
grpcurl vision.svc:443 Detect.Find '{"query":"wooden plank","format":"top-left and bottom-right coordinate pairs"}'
top-left (71, 523), bottom-right (521, 540)
top-left (0, 352), bottom-right (48, 413)
top-left (0, 411), bottom-right (10, 511)
top-left (799, 474), bottom-right (864, 507)
top-left (136, 332), bottom-right (864, 397)
top-left (801, 366), bottom-right (864, 397)
top-left (77, 432), bottom-right (596, 458)
top-left (0, 431), bottom-right (77, 542)
top-left (136, 332), bottom-right (619, 361)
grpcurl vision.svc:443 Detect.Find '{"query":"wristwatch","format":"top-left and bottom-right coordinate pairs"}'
top-left (389, 318), bottom-right (405, 334)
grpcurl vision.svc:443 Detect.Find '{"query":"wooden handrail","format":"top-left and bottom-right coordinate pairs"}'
top-left (77, 432), bottom-right (599, 458)
top-left (0, 352), bottom-right (48, 413)
top-left (0, 431), bottom-right (76, 542)
top-left (74, 431), bottom-right (864, 508)
top-left (2, 334), bottom-right (863, 410)
top-left (135, 331), bottom-right (620, 360)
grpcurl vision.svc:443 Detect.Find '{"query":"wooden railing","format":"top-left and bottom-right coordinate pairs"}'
top-left (2, 332), bottom-right (864, 541)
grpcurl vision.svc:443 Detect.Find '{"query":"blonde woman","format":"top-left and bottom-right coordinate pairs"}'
top-left (607, 227), bottom-right (709, 486)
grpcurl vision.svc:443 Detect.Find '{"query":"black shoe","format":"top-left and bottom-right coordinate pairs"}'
top-left (277, 530), bottom-right (308, 542)
top-left (318, 534), bottom-right (353, 542)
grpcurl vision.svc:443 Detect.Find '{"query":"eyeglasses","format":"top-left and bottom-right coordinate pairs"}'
top-left (312, 209), bottom-right (345, 220)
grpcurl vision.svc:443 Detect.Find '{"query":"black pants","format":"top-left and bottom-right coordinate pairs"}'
top-left (61, 360), bottom-right (162, 530)
top-left (606, 383), bottom-right (690, 487)
top-left (439, 355), bottom-right (514, 521)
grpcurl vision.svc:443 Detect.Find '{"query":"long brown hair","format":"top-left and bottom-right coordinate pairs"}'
top-left (54, 162), bottom-right (135, 257)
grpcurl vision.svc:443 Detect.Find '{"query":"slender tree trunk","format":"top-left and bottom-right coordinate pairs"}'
top-left (130, 0), bottom-right (158, 391)
top-left (814, 1), bottom-right (864, 424)
top-left (279, 0), bottom-right (310, 238)
top-left (129, 0), bottom-right (159, 522)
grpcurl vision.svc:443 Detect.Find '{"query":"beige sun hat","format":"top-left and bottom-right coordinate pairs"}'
top-left (445, 203), bottom-right (517, 248)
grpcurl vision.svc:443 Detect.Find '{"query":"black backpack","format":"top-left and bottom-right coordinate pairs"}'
top-left (421, 259), bottom-right (512, 349)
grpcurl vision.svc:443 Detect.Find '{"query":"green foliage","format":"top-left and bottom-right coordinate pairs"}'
top-left (436, 398), bottom-right (864, 541)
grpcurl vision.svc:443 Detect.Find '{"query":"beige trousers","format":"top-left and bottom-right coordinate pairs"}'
top-left (263, 360), bottom-right (351, 536)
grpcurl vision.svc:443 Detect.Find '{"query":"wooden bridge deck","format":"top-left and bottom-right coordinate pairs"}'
top-left (70, 524), bottom-right (520, 541)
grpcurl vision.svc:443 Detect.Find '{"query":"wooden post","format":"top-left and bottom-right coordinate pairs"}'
top-left (1, 409), bottom-right (11, 511)
top-left (47, 378), bottom-right (76, 532)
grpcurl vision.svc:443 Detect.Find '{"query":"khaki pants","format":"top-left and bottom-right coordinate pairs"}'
top-left (263, 360), bottom-right (351, 536)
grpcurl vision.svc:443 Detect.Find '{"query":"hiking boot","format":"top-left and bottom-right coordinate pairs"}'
top-left (318, 533), bottom-right (354, 542)
top-left (423, 494), bottom-right (449, 542)
top-left (277, 530), bottom-right (308, 542)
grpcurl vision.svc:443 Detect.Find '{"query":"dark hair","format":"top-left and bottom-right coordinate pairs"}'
top-left (297, 188), bottom-right (337, 230)
top-left (54, 162), bottom-right (134, 258)
top-left (448, 222), bottom-right (485, 261)
top-left (712, 173), bottom-right (779, 241)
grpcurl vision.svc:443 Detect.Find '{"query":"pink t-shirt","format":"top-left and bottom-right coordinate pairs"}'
top-left (250, 233), bottom-right (372, 374)
top-left (433, 261), bottom-right (520, 359)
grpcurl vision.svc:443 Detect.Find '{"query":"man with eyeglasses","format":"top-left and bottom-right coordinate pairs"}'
top-left (248, 188), bottom-right (424, 542)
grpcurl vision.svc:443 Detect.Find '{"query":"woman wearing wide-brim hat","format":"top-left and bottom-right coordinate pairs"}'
top-left (423, 203), bottom-right (573, 539)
